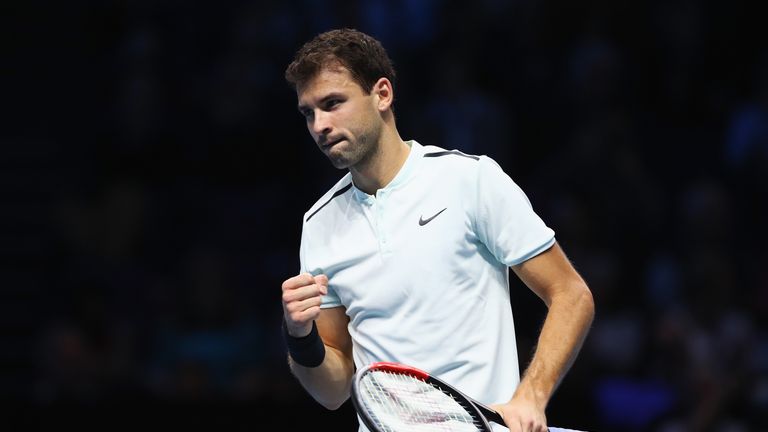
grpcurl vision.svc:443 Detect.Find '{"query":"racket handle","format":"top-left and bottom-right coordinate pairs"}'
top-left (475, 402), bottom-right (505, 425)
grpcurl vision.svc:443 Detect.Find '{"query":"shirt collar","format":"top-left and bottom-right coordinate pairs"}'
top-left (352, 140), bottom-right (422, 202)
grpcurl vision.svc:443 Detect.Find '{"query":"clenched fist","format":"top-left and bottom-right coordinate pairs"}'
top-left (282, 272), bottom-right (329, 337)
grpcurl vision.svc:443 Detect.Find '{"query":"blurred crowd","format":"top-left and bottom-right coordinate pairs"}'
top-left (7, 0), bottom-right (767, 430)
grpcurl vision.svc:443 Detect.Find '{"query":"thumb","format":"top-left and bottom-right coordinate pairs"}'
top-left (489, 404), bottom-right (505, 419)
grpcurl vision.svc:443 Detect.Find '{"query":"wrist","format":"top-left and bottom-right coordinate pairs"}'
top-left (285, 321), bottom-right (312, 338)
top-left (511, 385), bottom-right (549, 410)
top-left (283, 320), bottom-right (326, 367)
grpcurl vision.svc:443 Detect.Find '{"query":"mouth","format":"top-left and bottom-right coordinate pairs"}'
top-left (321, 138), bottom-right (345, 149)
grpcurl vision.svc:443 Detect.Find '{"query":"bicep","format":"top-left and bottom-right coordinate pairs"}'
top-left (317, 306), bottom-right (353, 360)
top-left (510, 242), bottom-right (588, 307)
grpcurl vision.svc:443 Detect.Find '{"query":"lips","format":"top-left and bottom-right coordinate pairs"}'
top-left (322, 138), bottom-right (344, 148)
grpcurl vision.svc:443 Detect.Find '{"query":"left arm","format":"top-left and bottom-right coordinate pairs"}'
top-left (493, 241), bottom-right (595, 432)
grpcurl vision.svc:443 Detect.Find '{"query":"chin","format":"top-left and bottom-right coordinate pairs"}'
top-left (327, 154), bottom-right (353, 170)
top-left (329, 160), bottom-right (350, 170)
top-left (326, 147), bottom-right (360, 169)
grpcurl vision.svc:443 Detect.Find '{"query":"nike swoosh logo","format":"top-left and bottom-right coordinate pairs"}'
top-left (419, 208), bottom-right (447, 226)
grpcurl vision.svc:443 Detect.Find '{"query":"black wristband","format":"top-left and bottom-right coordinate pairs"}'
top-left (283, 320), bottom-right (326, 367)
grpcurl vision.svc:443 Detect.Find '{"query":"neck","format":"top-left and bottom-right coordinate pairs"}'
top-left (350, 127), bottom-right (409, 195)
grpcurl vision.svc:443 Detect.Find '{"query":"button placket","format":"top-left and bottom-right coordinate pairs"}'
top-left (375, 190), bottom-right (390, 253)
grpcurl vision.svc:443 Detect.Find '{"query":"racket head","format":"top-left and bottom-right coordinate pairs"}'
top-left (351, 362), bottom-right (494, 432)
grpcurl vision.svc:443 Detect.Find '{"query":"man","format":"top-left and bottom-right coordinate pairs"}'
top-left (280, 28), bottom-right (595, 432)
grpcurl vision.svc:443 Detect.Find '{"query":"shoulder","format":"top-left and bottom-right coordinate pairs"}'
top-left (303, 173), bottom-right (354, 223)
top-left (418, 144), bottom-right (507, 182)
top-left (421, 144), bottom-right (481, 163)
top-left (418, 144), bottom-right (483, 177)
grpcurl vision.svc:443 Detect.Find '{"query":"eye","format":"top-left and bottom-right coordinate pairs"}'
top-left (324, 99), bottom-right (342, 110)
top-left (300, 108), bottom-right (314, 119)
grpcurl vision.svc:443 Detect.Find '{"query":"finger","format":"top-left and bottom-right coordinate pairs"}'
top-left (314, 274), bottom-right (329, 287)
top-left (314, 275), bottom-right (329, 294)
top-left (282, 283), bottom-right (326, 304)
top-left (523, 420), bottom-right (534, 432)
top-left (497, 411), bottom-right (519, 432)
top-left (286, 305), bottom-right (322, 327)
top-left (285, 295), bottom-right (324, 316)
top-left (312, 275), bottom-right (328, 295)
top-left (508, 415), bottom-right (524, 432)
top-left (525, 419), bottom-right (546, 432)
top-left (281, 273), bottom-right (315, 291)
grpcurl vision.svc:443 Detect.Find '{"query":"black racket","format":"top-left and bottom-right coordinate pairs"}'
top-left (351, 361), bottom-right (505, 431)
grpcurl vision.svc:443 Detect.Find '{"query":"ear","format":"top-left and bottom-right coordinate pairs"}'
top-left (371, 78), bottom-right (394, 112)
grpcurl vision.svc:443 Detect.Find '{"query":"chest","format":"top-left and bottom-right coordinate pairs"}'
top-left (305, 185), bottom-right (483, 317)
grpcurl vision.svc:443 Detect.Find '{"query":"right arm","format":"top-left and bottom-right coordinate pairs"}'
top-left (282, 273), bottom-right (355, 410)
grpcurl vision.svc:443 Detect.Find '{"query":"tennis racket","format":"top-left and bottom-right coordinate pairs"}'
top-left (351, 361), bottom-right (506, 431)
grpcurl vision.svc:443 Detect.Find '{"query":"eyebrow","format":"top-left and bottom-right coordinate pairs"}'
top-left (297, 92), bottom-right (345, 113)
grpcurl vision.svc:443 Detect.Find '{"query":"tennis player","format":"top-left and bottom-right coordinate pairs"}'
top-left (280, 28), bottom-right (595, 432)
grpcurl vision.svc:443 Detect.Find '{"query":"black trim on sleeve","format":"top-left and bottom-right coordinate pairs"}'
top-left (305, 182), bottom-right (353, 222)
top-left (423, 150), bottom-right (479, 160)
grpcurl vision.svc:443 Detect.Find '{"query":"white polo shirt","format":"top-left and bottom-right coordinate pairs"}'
top-left (299, 140), bottom-right (555, 430)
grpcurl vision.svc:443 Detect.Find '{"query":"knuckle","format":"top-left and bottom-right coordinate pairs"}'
top-left (281, 279), bottom-right (293, 291)
top-left (281, 291), bottom-right (293, 304)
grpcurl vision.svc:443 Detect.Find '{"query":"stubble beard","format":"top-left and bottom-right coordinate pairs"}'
top-left (326, 125), bottom-right (381, 171)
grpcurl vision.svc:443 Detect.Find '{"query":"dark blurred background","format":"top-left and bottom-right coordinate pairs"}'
top-left (6, 0), bottom-right (768, 430)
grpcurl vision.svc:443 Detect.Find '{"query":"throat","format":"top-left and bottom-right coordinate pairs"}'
top-left (350, 140), bottom-right (410, 195)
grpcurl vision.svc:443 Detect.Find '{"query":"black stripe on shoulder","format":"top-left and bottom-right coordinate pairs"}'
top-left (423, 150), bottom-right (479, 161)
top-left (305, 183), bottom-right (353, 222)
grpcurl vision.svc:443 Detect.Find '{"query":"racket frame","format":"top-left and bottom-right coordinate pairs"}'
top-left (351, 361), bottom-right (502, 432)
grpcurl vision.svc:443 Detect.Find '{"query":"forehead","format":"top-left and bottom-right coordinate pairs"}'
top-left (297, 67), bottom-right (365, 104)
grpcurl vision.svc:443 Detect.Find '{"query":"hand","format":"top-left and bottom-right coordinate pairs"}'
top-left (490, 396), bottom-right (548, 432)
top-left (281, 273), bottom-right (328, 337)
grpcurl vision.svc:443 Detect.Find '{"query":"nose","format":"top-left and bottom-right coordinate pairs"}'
top-left (310, 110), bottom-right (332, 136)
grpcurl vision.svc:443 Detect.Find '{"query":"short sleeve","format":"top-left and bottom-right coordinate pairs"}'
top-left (300, 217), bottom-right (343, 308)
top-left (474, 156), bottom-right (555, 266)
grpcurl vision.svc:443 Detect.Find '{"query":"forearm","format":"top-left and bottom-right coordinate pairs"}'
top-left (515, 281), bottom-right (594, 407)
top-left (289, 344), bottom-right (355, 410)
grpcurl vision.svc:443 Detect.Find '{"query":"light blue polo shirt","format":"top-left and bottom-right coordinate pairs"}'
top-left (299, 140), bottom-right (555, 431)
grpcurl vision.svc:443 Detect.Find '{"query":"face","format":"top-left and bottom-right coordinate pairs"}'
top-left (297, 67), bottom-right (384, 170)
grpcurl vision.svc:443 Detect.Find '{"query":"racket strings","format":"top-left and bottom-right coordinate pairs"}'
top-left (359, 370), bottom-right (484, 431)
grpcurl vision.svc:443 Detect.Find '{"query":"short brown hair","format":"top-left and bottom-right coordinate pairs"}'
top-left (285, 28), bottom-right (396, 94)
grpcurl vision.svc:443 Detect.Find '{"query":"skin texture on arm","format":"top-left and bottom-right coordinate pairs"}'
top-left (492, 242), bottom-right (595, 432)
top-left (288, 306), bottom-right (355, 410)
